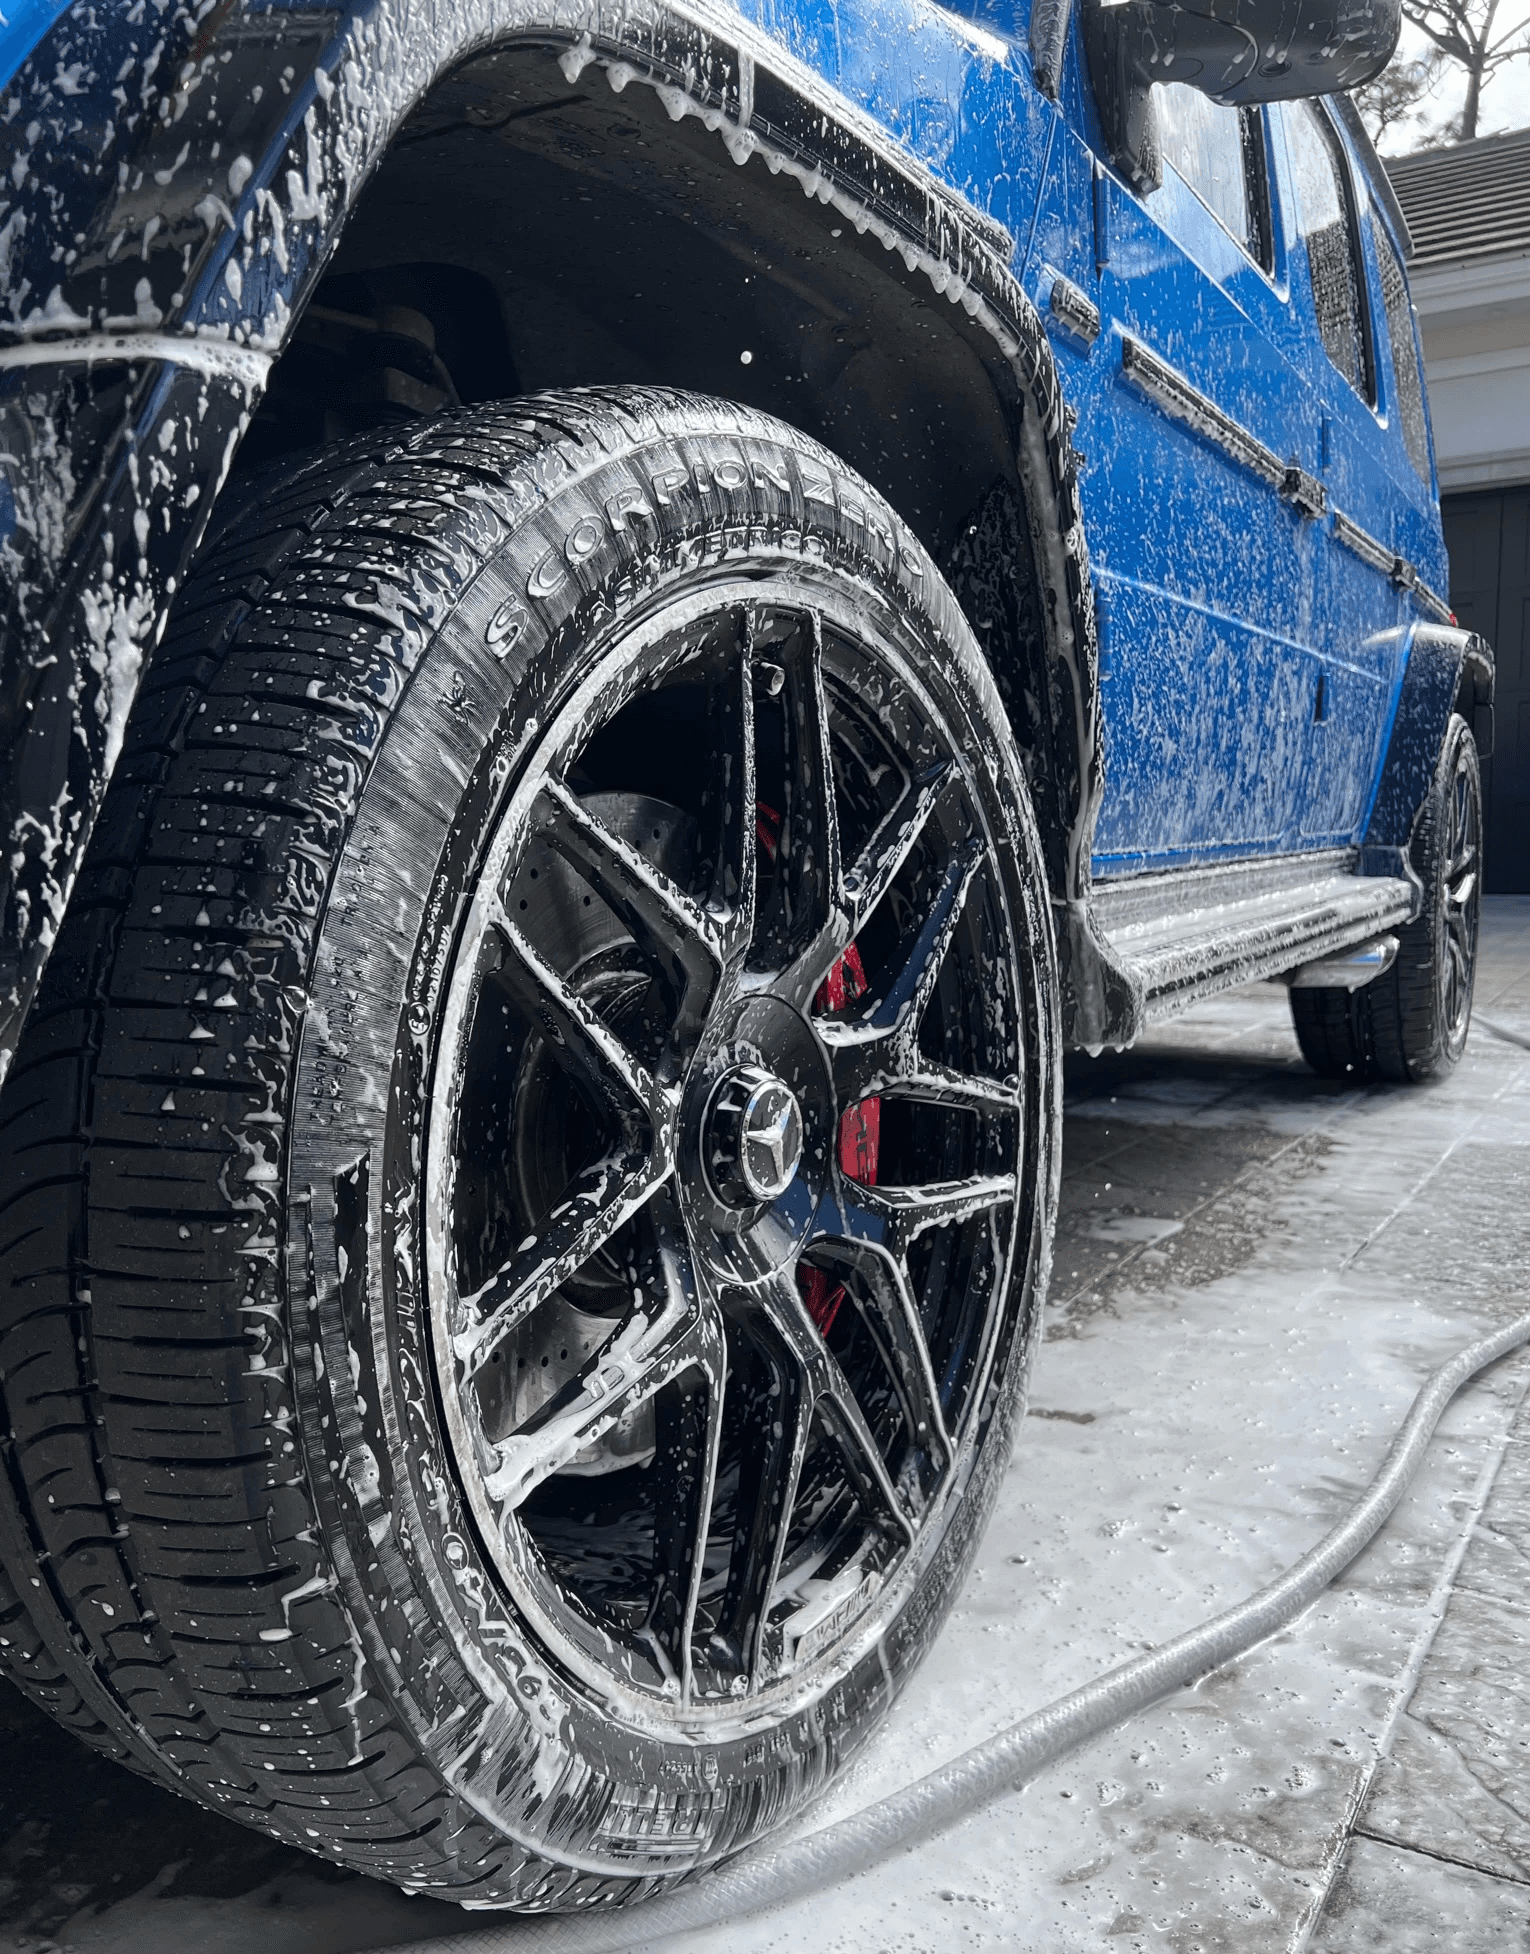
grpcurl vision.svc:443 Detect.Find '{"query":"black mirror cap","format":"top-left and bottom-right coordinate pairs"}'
top-left (1085, 0), bottom-right (1401, 191)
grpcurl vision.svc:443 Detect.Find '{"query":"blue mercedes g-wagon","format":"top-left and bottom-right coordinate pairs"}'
top-left (0, 0), bottom-right (1494, 1910)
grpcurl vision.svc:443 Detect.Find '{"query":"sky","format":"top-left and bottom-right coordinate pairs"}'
top-left (1370, 3), bottom-right (1530, 153)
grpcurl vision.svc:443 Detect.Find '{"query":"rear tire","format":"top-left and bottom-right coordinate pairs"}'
top-left (0, 391), bottom-right (1059, 1907)
top-left (1291, 712), bottom-right (1482, 1083)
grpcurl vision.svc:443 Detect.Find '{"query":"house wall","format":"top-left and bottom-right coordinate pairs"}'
top-left (1412, 254), bottom-right (1530, 496)
top-left (1409, 248), bottom-right (1530, 891)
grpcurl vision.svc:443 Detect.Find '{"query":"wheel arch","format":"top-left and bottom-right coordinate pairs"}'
top-left (254, 23), bottom-right (1140, 1043)
top-left (264, 32), bottom-right (1103, 882)
top-left (0, 0), bottom-right (1128, 1070)
top-left (1361, 623), bottom-right (1495, 871)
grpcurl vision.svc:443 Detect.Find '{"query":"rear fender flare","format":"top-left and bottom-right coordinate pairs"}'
top-left (1360, 623), bottom-right (1494, 879)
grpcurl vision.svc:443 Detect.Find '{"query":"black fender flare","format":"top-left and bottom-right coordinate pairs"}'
top-left (1360, 623), bottom-right (1494, 884)
top-left (0, 0), bottom-right (1114, 1065)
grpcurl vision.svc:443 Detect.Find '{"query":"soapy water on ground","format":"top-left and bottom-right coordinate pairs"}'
top-left (4, 897), bottom-right (1528, 1953)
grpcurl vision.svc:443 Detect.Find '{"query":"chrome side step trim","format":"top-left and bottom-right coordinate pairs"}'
top-left (1091, 853), bottom-right (1418, 1029)
top-left (1288, 934), bottom-right (1398, 991)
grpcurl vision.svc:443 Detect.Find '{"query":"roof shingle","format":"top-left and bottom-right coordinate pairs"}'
top-left (1385, 127), bottom-right (1530, 269)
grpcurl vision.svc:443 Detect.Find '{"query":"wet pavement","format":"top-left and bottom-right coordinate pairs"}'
top-left (3, 896), bottom-right (1528, 1954)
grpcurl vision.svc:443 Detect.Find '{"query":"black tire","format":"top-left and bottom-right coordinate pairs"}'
top-left (1291, 711), bottom-right (1482, 1083)
top-left (0, 390), bottom-right (1059, 1907)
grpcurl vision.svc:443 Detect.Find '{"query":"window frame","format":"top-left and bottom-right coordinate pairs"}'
top-left (1147, 83), bottom-right (1277, 280)
top-left (1237, 106), bottom-right (1275, 277)
top-left (1285, 97), bottom-right (1377, 407)
top-left (1368, 206), bottom-right (1436, 484)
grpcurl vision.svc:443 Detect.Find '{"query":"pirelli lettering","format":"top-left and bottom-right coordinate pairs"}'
top-left (519, 451), bottom-right (923, 608)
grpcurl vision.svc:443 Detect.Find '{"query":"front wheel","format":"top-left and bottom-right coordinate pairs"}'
top-left (1292, 711), bottom-right (1482, 1083)
top-left (0, 390), bottom-right (1059, 1907)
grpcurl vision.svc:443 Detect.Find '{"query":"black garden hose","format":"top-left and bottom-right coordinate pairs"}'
top-left (372, 1303), bottom-right (1530, 1953)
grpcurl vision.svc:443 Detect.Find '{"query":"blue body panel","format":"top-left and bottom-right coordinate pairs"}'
top-left (0, 0), bottom-right (1459, 1064)
top-left (1025, 19), bottom-right (1442, 873)
top-left (736, 0), bottom-right (1448, 878)
top-left (0, 0), bottom-right (72, 95)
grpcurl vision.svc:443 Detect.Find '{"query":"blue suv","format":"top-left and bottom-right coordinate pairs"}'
top-left (0, 0), bottom-right (1493, 1911)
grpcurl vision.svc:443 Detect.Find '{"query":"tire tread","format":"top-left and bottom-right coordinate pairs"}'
top-left (0, 391), bottom-right (1047, 1906)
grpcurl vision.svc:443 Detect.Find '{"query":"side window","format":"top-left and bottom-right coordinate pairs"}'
top-left (1372, 217), bottom-right (1432, 481)
top-left (1287, 101), bottom-right (1372, 401)
top-left (1155, 84), bottom-right (1271, 267)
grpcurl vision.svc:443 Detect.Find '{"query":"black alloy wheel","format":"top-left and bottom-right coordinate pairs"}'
top-left (1433, 716), bottom-right (1483, 1053)
top-left (434, 581), bottom-right (1028, 1714)
top-left (0, 390), bottom-right (1060, 1907)
top-left (1292, 710), bottom-right (1483, 1082)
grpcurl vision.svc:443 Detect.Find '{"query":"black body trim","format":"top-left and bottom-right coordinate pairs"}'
top-left (1122, 336), bottom-right (1284, 488)
top-left (1332, 508), bottom-right (1455, 623)
top-left (1120, 336), bottom-right (1326, 517)
top-left (1332, 92), bottom-right (1414, 261)
top-left (1362, 624), bottom-right (1494, 864)
top-left (1049, 274), bottom-right (1102, 346)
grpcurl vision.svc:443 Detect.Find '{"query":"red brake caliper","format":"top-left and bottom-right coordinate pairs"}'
top-left (802, 943), bottom-right (880, 1338)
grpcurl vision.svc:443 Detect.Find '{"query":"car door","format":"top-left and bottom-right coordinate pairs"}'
top-left (1029, 41), bottom-right (1329, 872)
top-left (1271, 100), bottom-right (1433, 843)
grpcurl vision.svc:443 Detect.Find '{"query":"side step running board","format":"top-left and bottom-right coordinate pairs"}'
top-left (1091, 850), bottom-right (1417, 1032)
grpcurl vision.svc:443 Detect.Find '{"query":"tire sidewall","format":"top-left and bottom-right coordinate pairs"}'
top-left (1395, 711), bottom-right (1481, 1080)
top-left (284, 404), bottom-right (1061, 1879)
top-left (1424, 714), bottom-right (1481, 1072)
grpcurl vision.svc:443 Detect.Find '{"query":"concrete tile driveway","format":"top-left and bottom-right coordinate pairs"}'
top-left (2, 898), bottom-right (1528, 1953)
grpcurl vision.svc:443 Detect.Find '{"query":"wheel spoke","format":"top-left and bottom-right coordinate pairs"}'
top-left (781, 611), bottom-right (845, 924)
top-left (824, 1240), bottom-right (952, 1468)
top-left (818, 842), bottom-right (984, 1100)
top-left (766, 612), bottom-right (852, 999)
top-left (697, 614), bottom-right (759, 964)
top-left (843, 1172), bottom-right (1017, 1256)
top-left (1445, 930), bottom-right (1469, 1026)
top-left (781, 756), bottom-right (959, 1010)
top-left (539, 779), bottom-right (725, 1041)
top-left (480, 1227), bottom-right (701, 1512)
top-left (709, 1325), bottom-right (814, 1684)
top-left (647, 1297), bottom-right (727, 1701)
top-left (862, 1060), bottom-right (1021, 1116)
top-left (456, 1144), bottom-right (672, 1379)
top-left (488, 898), bottom-right (672, 1130)
top-left (757, 1268), bottom-right (915, 1544)
top-left (1448, 778), bottom-right (1477, 880)
top-left (869, 839), bottom-right (984, 1035)
top-left (844, 759), bottom-right (956, 937)
top-left (815, 1382), bottom-right (916, 1546)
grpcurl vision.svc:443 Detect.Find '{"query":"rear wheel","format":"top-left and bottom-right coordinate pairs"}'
top-left (0, 390), bottom-right (1059, 1906)
top-left (1292, 711), bottom-right (1482, 1083)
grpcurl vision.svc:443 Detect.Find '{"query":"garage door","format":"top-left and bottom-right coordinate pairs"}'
top-left (1443, 486), bottom-right (1530, 894)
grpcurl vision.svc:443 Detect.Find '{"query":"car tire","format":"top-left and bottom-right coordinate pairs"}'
top-left (0, 389), bottom-right (1060, 1907)
top-left (1291, 711), bottom-right (1482, 1084)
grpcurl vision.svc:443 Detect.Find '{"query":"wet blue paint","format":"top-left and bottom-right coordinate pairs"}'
top-left (0, 0), bottom-right (73, 96)
top-left (742, 0), bottom-right (1446, 875)
top-left (1, 0), bottom-right (1449, 891)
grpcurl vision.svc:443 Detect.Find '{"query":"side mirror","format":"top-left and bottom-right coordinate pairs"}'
top-left (1083, 0), bottom-right (1401, 190)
